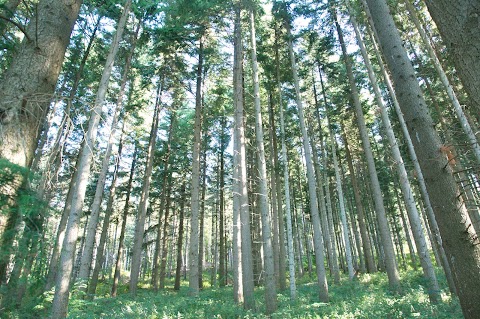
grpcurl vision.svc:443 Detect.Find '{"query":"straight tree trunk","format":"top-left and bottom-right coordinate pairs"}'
top-left (347, 4), bottom-right (440, 301)
top-left (233, 4), bottom-right (255, 309)
top-left (274, 35), bottom-right (296, 299)
top-left (331, 6), bottom-right (400, 290)
top-left (249, 10), bottom-right (277, 313)
top-left (174, 184), bottom-right (186, 290)
top-left (284, 15), bottom-right (329, 302)
top-left (188, 37), bottom-right (204, 297)
top-left (364, 0), bottom-right (480, 316)
top-left (218, 117), bottom-right (227, 287)
top-left (77, 15), bottom-right (137, 287)
top-left (361, 10), bottom-right (457, 293)
top-left (50, 2), bottom-right (131, 316)
top-left (340, 127), bottom-right (376, 273)
top-left (198, 146), bottom-right (207, 289)
top-left (129, 80), bottom-right (162, 295)
top-left (111, 143), bottom-right (136, 297)
top-left (87, 117), bottom-right (127, 298)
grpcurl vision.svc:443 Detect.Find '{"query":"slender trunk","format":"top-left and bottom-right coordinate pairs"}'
top-left (233, 5), bottom-right (255, 309)
top-left (77, 19), bottom-right (139, 288)
top-left (129, 81), bottom-right (162, 295)
top-left (174, 184), bottom-right (186, 290)
top-left (332, 6), bottom-right (400, 290)
top-left (50, 2), bottom-right (131, 316)
top-left (274, 35), bottom-right (296, 298)
top-left (159, 182), bottom-right (173, 289)
top-left (340, 127), bottom-right (376, 273)
top-left (218, 118), bottom-right (226, 287)
top-left (285, 16), bottom-right (328, 302)
top-left (198, 147), bottom-right (207, 289)
top-left (188, 37), bottom-right (204, 297)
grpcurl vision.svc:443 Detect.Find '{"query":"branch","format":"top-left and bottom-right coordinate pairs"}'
top-left (0, 14), bottom-right (31, 41)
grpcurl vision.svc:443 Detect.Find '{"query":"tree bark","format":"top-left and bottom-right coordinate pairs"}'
top-left (50, 2), bottom-right (130, 316)
top-left (188, 37), bottom-right (204, 297)
top-left (0, 0), bottom-right (81, 168)
top-left (112, 144), bottom-right (137, 297)
top-left (331, 5), bottom-right (400, 290)
top-left (423, 0), bottom-right (480, 122)
top-left (364, 0), bottom-right (480, 316)
top-left (284, 14), bottom-right (329, 302)
top-left (249, 10), bottom-right (277, 313)
top-left (129, 80), bottom-right (162, 295)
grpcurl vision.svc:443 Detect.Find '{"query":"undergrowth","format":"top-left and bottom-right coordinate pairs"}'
top-left (4, 268), bottom-right (463, 318)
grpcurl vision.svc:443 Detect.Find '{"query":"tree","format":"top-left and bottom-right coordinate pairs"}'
top-left (423, 0), bottom-right (480, 123)
top-left (364, 0), bottom-right (480, 316)
top-left (0, 0), bottom-right (82, 168)
top-left (51, 1), bottom-right (131, 316)
top-left (248, 7), bottom-right (277, 314)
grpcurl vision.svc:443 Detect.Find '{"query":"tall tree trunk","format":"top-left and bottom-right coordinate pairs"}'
top-left (77, 18), bottom-right (138, 288)
top-left (347, 4), bottom-right (440, 301)
top-left (0, 0), bottom-right (82, 286)
top-left (188, 37), bottom-right (204, 297)
top-left (340, 127), bottom-right (376, 273)
top-left (249, 10), bottom-right (277, 313)
top-left (284, 14), bottom-right (329, 302)
top-left (361, 9), bottom-right (457, 294)
top-left (233, 4), bottom-right (255, 309)
top-left (364, 0), bottom-right (480, 316)
top-left (159, 181), bottom-right (173, 289)
top-left (403, 0), bottom-right (480, 163)
top-left (331, 6), bottom-right (400, 290)
top-left (87, 117), bottom-right (127, 298)
top-left (152, 114), bottom-right (175, 290)
top-left (50, 1), bottom-right (131, 316)
top-left (129, 80), bottom-right (162, 295)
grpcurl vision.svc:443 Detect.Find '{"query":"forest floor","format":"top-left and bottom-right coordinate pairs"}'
top-left (8, 268), bottom-right (463, 319)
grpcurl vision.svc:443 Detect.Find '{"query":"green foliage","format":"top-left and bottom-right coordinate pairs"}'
top-left (8, 269), bottom-right (459, 319)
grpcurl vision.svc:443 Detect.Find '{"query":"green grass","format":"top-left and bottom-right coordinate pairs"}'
top-left (5, 269), bottom-right (463, 319)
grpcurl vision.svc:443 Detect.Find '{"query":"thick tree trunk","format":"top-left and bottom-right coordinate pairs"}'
top-left (0, 0), bottom-right (81, 168)
top-left (361, 11), bottom-right (457, 294)
top-left (423, 0), bottom-right (480, 122)
top-left (403, 0), bottom-right (480, 163)
top-left (364, 0), bottom-right (480, 316)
